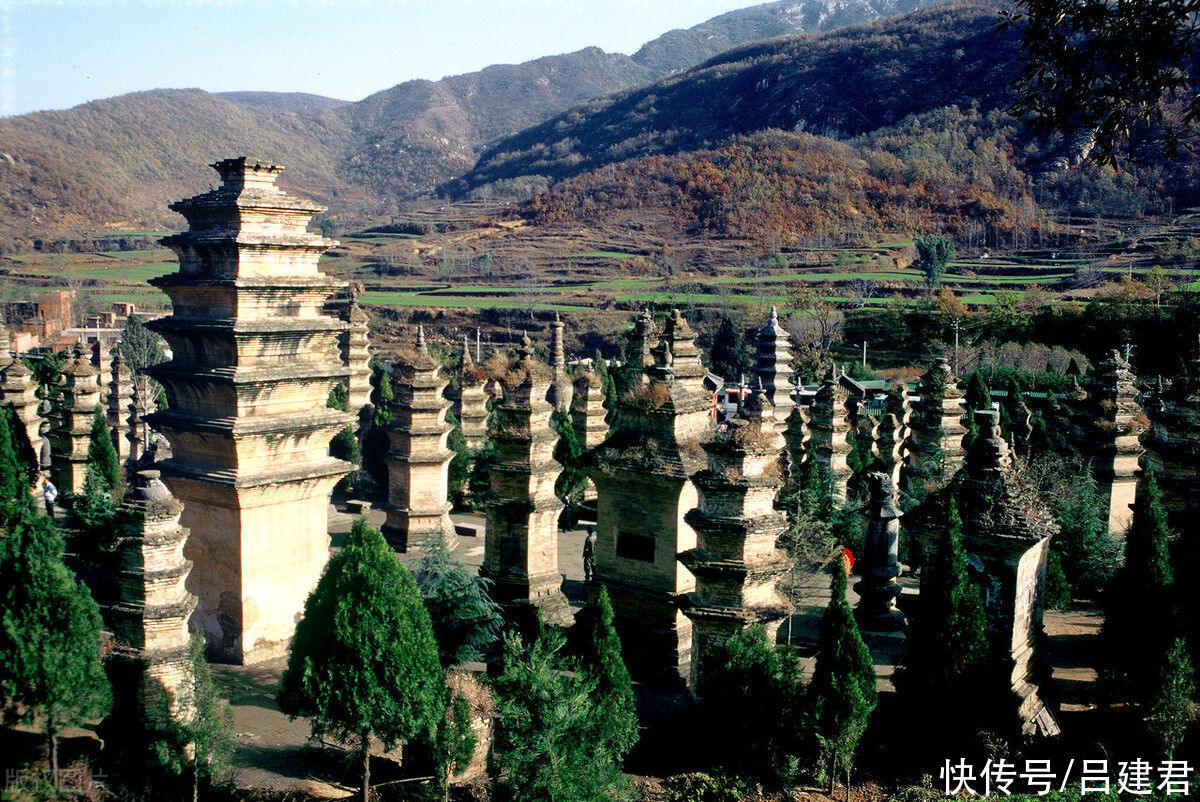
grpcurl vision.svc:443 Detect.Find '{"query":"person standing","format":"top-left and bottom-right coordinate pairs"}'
top-left (583, 525), bottom-right (597, 583)
top-left (42, 477), bottom-right (58, 519)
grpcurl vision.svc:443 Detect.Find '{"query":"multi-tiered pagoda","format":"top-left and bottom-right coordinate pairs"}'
top-left (148, 157), bottom-right (352, 664)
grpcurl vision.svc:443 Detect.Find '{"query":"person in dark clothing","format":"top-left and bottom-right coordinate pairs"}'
top-left (583, 525), bottom-right (597, 583)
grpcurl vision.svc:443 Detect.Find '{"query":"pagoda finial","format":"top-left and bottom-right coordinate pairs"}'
top-left (417, 325), bottom-right (428, 356)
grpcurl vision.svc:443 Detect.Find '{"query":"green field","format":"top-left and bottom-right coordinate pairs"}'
top-left (69, 264), bottom-right (177, 282)
top-left (358, 290), bottom-right (590, 312)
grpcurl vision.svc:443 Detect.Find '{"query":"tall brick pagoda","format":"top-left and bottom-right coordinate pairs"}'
top-left (382, 327), bottom-right (456, 554)
top-left (480, 333), bottom-right (572, 628)
top-left (680, 388), bottom-right (792, 690)
top-left (147, 157), bottom-right (352, 664)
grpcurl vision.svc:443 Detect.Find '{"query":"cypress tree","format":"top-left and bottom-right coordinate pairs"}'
top-left (1145, 636), bottom-right (1196, 760)
top-left (327, 380), bottom-right (350, 412)
top-left (1052, 473), bottom-right (1118, 598)
top-left (445, 410), bottom-right (471, 509)
top-left (700, 624), bottom-right (805, 788)
top-left (809, 560), bottom-right (877, 798)
top-left (491, 624), bottom-right (631, 802)
top-left (142, 631), bottom-right (236, 802)
top-left (895, 498), bottom-right (990, 746)
top-left (552, 408), bottom-right (587, 505)
top-left (413, 530), bottom-right (502, 667)
top-left (86, 407), bottom-right (120, 493)
top-left (0, 508), bottom-right (112, 786)
top-left (964, 372), bottom-right (991, 412)
top-left (359, 361), bottom-right (395, 495)
top-left (709, 315), bottom-right (752, 382)
top-left (581, 586), bottom-right (638, 759)
top-left (278, 517), bottom-right (446, 802)
top-left (0, 405), bottom-right (25, 506)
top-left (1105, 468), bottom-right (1176, 696)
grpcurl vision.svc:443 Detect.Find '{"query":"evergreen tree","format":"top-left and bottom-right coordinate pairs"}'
top-left (329, 426), bottom-right (361, 465)
top-left (327, 380), bottom-right (350, 412)
top-left (1052, 473), bottom-right (1118, 598)
top-left (86, 407), bottom-right (120, 493)
top-left (327, 381), bottom-right (360, 491)
top-left (491, 624), bottom-right (632, 802)
top-left (142, 631), bottom-right (236, 802)
top-left (809, 561), bottom-right (877, 798)
top-left (709, 316), bottom-right (752, 382)
top-left (446, 410), bottom-right (471, 509)
top-left (580, 586), bottom-right (639, 759)
top-left (1145, 636), bottom-right (1196, 760)
top-left (0, 406), bottom-right (26, 505)
top-left (895, 498), bottom-right (991, 748)
top-left (278, 518), bottom-right (446, 802)
top-left (1105, 468), bottom-right (1177, 697)
top-left (964, 372), bottom-right (991, 413)
top-left (552, 408), bottom-right (587, 505)
top-left (1043, 549), bottom-right (1071, 609)
top-left (915, 234), bottom-right (955, 292)
top-left (120, 314), bottom-right (167, 420)
top-left (3, 405), bottom-right (38, 489)
top-left (700, 624), bottom-right (806, 788)
top-left (430, 677), bottom-right (478, 802)
top-left (359, 360), bottom-right (395, 496)
top-left (0, 508), bottom-right (112, 787)
top-left (413, 531), bottom-right (503, 667)
top-left (119, 313), bottom-right (166, 371)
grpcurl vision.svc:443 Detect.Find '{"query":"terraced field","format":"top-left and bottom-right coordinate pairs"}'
top-left (4, 206), bottom-right (1199, 326)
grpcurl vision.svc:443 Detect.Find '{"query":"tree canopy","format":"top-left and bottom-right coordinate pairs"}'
top-left (1004, 0), bottom-right (1200, 162)
top-left (0, 508), bottom-right (112, 786)
top-left (278, 517), bottom-right (445, 801)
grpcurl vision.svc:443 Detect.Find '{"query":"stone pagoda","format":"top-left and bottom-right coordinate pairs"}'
top-left (0, 335), bottom-right (43, 471)
top-left (480, 334), bottom-right (572, 629)
top-left (753, 307), bottom-right (795, 432)
top-left (1086, 350), bottom-right (1145, 534)
top-left (582, 310), bottom-right (714, 686)
top-left (342, 290), bottom-right (373, 418)
top-left (108, 470), bottom-right (197, 730)
top-left (147, 156), bottom-right (352, 663)
top-left (808, 369), bottom-right (853, 502)
top-left (55, 349), bottom-right (102, 493)
top-left (107, 346), bottom-right (134, 464)
top-left (680, 388), bottom-right (792, 690)
top-left (917, 410), bottom-right (1060, 736)
top-left (907, 358), bottom-right (965, 492)
top-left (382, 327), bottom-right (456, 553)
top-left (854, 472), bottom-right (905, 631)
top-left (548, 312), bottom-right (572, 411)
top-left (455, 337), bottom-right (491, 456)
top-left (571, 367), bottom-right (609, 452)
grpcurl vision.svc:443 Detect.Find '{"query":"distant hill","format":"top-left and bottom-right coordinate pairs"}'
top-left (0, 0), bottom-right (955, 241)
top-left (0, 89), bottom-right (363, 240)
top-left (450, 3), bottom-right (1017, 197)
top-left (630, 0), bottom-right (939, 74)
top-left (216, 91), bottom-right (351, 113)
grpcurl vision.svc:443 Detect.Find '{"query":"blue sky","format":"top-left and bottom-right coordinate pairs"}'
top-left (2, 0), bottom-right (767, 117)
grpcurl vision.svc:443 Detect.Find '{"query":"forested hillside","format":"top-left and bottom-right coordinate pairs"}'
top-left (0, 0), bottom-right (944, 243)
top-left (452, 3), bottom-right (1018, 197)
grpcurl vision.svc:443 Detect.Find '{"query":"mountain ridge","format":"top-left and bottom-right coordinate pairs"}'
top-left (0, 0), bottom-right (956, 241)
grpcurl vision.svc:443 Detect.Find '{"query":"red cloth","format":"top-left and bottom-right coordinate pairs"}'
top-left (840, 547), bottom-right (855, 574)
